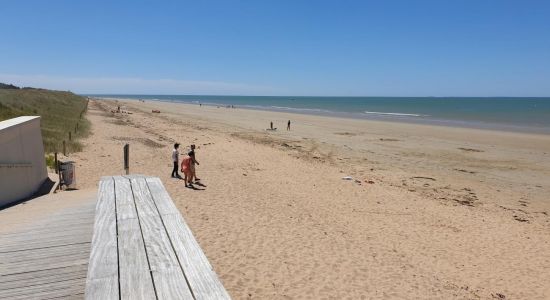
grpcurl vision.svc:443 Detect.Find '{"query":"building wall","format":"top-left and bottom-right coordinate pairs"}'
top-left (0, 116), bottom-right (48, 207)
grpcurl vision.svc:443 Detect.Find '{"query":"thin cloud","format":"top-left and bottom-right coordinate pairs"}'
top-left (0, 74), bottom-right (277, 95)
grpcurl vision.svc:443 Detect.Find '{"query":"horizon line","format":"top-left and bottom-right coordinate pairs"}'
top-left (84, 93), bottom-right (550, 98)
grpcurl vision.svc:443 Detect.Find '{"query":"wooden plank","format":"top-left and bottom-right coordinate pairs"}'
top-left (130, 178), bottom-right (158, 217)
top-left (117, 219), bottom-right (156, 300)
top-left (136, 215), bottom-right (183, 272)
top-left (0, 222), bottom-right (94, 235)
top-left (0, 224), bottom-right (94, 239)
top-left (113, 176), bottom-right (156, 300)
top-left (0, 237), bottom-right (92, 253)
top-left (3, 208), bottom-right (96, 217)
top-left (131, 177), bottom-right (194, 299)
top-left (0, 243), bottom-right (90, 262)
top-left (1, 253), bottom-right (90, 274)
top-left (0, 264), bottom-right (88, 287)
top-left (0, 249), bottom-right (90, 264)
top-left (0, 187), bottom-right (96, 299)
top-left (145, 177), bottom-right (179, 216)
top-left (153, 268), bottom-right (196, 300)
top-left (0, 258), bottom-right (90, 277)
top-left (2, 214), bottom-right (96, 227)
top-left (85, 177), bottom-right (119, 300)
top-left (12, 290), bottom-right (84, 300)
top-left (0, 238), bottom-right (91, 250)
top-left (0, 275), bottom-right (87, 296)
top-left (162, 214), bottom-right (231, 300)
top-left (85, 276), bottom-right (118, 300)
top-left (122, 174), bottom-right (146, 179)
top-left (113, 176), bottom-right (139, 221)
top-left (145, 177), bottom-right (231, 299)
top-left (1, 210), bottom-right (96, 221)
top-left (0, 217), bottom-right (94, 234)
top-left (0, 277), bottom-right (85, 299)
top-left (0, 247), bottom-right (89, 264)
top-left (0, 223), bottom-right (94, 238)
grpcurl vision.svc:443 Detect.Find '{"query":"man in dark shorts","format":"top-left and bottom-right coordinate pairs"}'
top-left (189, 144), bottom-right (200, 182)
top-left (171, 143), bottom-right (180, 178)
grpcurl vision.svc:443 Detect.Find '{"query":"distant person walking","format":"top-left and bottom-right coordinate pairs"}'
top-left (270, 121), bottom-right (273, 130)
top-left (171, 143), bottom-right (180, 178)
top-left (287, 120), bottom-right (291, 130)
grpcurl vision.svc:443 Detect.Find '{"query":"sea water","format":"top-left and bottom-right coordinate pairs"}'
top-left (90, 95), bottom-right (550, 134)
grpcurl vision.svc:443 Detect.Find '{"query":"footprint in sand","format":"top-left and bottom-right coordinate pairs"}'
top-left (518, 200), bottom-right (529, 207)
top-left (411, 176), bottom-right (436, 181)
top-left (334, 132), bottom-right (358, 136)
top-left (513, 215), bottom-right (529, 222)
top-left (458, 147), bottom-right (484, 153)
top-left (454, 168), bottom-right (477, 174)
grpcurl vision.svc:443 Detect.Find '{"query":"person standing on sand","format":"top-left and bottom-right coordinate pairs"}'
top-left (189, 144), bottom-right (200, 182)
top-left (270, 121), bottom-right (273, 130)
top-left (287, 120), bottom-right (291, 130)
top-left (180, 151), bottom-right (196, 187)
top-left (171, 143), bottom-right (180, 178)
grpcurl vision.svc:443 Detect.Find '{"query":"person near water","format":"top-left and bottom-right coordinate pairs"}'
top-left (270, 121), bottom-right (273, 130)
top-left (171, 143), bottom-right (180, 178)
top-left (180, 151), bottom-right (196, 187)
top-left (287, 120), bottom-right (291, 130)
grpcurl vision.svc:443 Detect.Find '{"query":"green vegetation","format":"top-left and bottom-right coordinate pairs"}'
top-left (45, 153), bottom-right (56, 169)
top-left (0, 83), bottom-right (20, 89)
top-left (0, 84), bottom-right (90, 153)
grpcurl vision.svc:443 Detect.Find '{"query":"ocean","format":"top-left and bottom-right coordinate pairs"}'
top-left (90, 95), bottom-right (550, 134)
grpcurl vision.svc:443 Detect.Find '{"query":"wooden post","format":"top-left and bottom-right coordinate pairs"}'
top-left (63, 140), bottom-right (66, 156)
top-left (123, 144), bottom-right (129, 175)
top-left (54, 152), bottom-right (58, 174)
top-left (57, 160), bottom-right (62, 191)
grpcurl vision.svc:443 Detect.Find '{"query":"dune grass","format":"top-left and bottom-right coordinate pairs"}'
top-left (0, 88), bottom-right (90, 154)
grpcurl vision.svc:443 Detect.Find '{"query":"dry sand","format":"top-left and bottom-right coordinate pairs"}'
top-left (64, 98), bottom-right (550, 299)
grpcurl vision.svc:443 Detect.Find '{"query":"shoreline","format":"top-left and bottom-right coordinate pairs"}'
top-left (99, 97), bottom-right (550, 151)
top-left (93, 96), bottom-right (550, 135)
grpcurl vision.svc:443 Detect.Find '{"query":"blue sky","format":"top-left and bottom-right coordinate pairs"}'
top-left (1, 0), bottom-right (549, 96)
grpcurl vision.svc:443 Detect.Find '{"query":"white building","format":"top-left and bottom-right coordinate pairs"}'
top-left (0, 116), bottom-right (48, 207)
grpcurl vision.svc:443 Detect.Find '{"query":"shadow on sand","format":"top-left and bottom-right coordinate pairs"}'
top-left (187, 181), bottom-right (206, 190)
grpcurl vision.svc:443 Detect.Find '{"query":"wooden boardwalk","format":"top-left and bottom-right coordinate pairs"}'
top-left (0, 189), bottom-right (97, 300)
top-left (86, 175), bottom-right (230, 300)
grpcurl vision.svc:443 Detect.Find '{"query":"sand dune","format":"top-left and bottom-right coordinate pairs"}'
top-left (65, 98), bottom-right (550, 299)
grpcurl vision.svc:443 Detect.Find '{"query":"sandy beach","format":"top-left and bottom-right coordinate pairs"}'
top-left (66, 98), bottom-right (550, 299)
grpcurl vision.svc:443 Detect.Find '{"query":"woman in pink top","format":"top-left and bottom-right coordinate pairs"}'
top-left (180, 151), bottom-right (194, 187)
